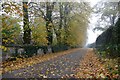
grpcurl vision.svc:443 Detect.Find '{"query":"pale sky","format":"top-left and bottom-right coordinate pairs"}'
top-left (86, 0), bottom-right (102, 45)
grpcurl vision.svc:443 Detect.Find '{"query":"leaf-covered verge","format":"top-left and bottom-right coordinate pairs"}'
top-left (76, 49), bottom-right (120, 79)
top-left (0, 48), bottom-right (81, 75)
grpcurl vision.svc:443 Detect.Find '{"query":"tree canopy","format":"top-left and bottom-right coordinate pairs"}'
top-left (1, 1), bottom-right (91, 55)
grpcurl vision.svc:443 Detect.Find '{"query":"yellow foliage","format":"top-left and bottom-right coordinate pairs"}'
top-left (11, 40), bottom-right (14, 42)
top-left (65, 14), bottom-right (89, 47)
top-left (23, 4), bottom-right (28, 8)
top-left (0, 45), bottom-right (7, 51)
top-left (31, 17), bottom-right (48, 46)
top-left (1, 15), bottom-right (21, 45)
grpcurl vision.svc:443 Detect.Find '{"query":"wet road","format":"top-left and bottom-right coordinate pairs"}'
top-left (2, 48), bottom-right (87, 78)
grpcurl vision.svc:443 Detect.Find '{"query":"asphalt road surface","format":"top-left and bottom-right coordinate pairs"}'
top-left (2, 48), bottom-right (87, 78)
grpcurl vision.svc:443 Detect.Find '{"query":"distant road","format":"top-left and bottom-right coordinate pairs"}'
top-left (2, 48), bottom-right (88, 78)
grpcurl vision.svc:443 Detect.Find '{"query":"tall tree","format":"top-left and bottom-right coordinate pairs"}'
top-left (2, 1), bottom-right (22, 45)
top-left (56, 2), bottom-right (63, 44)
top-left (46, 2), bottom-right (55, 52)
top-left (63, 2), bottom-right (70, 46)
top-left (27, 2), bottom-right (91, 51)
top-left (23, 1), bottom-right (31, 44)
top-left (53, 2), bottom-right (64, 45)
top-left (93, 2), bottom-right (119, 31)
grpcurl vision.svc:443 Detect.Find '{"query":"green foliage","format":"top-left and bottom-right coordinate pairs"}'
top-left (65, 14), bottom-right (89, 47)
top-left (1, 15), bottom-right (21, 45)
top-left (95, 2), bottom-right (120, 58)
top-left (97, 44), bottom-right (119, 58)
top-left (1, 1), bottom-right (92, 55)
top-left (52, 2), bottom-right (91, 48)
top-left (30, 17), bottom-right (48, 46)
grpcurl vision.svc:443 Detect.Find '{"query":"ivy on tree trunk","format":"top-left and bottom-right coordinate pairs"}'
top-left (23, 1), bottom-right (31, 44)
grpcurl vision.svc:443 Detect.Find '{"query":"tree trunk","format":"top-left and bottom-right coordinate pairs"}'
top-left (46, 2), bottom-right (55, 53)
top-left (63, 3), bottom-right (70, 46)
top-left (56, 2), bottom-right (63, 44)
top-left (23, 1), bottom-right (32, 56)
top-left (23, 1), bottom-right (31, 44)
